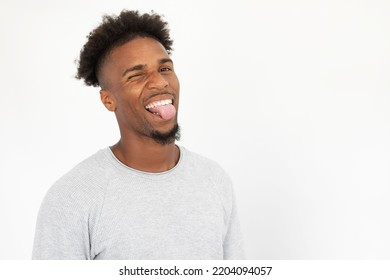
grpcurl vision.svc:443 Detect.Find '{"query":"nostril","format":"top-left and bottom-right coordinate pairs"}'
top-left (146, 72), bottom-right (168, 89)
top-left (147, 79), bottom-right (168, 89)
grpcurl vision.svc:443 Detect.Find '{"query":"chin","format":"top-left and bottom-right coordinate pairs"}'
top-left (151, 123), bottom-right (181, 145)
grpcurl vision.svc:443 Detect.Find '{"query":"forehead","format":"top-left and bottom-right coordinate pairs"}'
top-left (107, 37), bottom-right (170, 67)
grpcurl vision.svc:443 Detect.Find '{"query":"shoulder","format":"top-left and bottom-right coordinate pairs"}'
top-left (180, 146), bottom-right (234, 198)
top-left (43, 149), bottom-right (113, 210)
top-left (181, 146), bottom-right (230, 180)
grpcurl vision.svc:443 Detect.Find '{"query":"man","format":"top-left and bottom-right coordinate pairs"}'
top-left (33, 10), bottom-right (244, 260)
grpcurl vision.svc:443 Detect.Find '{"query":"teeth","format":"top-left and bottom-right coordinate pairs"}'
top-left (145, 99), bottom-right (172, 109)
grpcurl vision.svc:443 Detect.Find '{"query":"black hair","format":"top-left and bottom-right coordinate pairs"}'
top-left (76, 10), bottom-right (173, 87)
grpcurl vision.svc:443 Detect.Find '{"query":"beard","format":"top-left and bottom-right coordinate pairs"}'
top-left (150, 123), bottom-right (181, 145)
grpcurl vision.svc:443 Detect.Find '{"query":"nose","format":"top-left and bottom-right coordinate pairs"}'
top-left (146, 71), bottom-right (168, 90)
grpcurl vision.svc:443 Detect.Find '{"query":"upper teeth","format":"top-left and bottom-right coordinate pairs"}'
top-left (145, 99), bottom-right (172, 109)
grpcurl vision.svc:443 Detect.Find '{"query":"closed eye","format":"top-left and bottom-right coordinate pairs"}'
top-left (127, 73), bottom-right (144, 80)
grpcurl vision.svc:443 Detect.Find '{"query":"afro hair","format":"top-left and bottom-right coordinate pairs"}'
top-left (76, 10), bottom-right (173, 87)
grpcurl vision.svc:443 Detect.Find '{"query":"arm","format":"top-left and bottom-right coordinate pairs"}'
top-left (32, 183), bottom-right (91, 260)
top-left (223, 191), bottom-right (245, 259)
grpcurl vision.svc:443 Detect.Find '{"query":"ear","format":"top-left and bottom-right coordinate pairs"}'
top-left (100, 89), bottom-right (117, 112)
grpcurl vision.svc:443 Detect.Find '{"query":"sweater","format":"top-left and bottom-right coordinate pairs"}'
top-left (32, 145), bottom-right (244, 259)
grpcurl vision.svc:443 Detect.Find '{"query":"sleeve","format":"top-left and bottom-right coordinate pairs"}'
top-left (32, 183), bottom-right (91, 260)
top-left (223, 190), bottom-right (245, 260)
top-left (215, 167), bottom-right (245, 260)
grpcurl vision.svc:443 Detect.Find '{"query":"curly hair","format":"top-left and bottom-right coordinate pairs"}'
top-left (76, 10), bottom-right (173, 87)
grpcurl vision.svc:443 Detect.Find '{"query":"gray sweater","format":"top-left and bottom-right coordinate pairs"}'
top-left (32, 146), bottom-right (244, 259)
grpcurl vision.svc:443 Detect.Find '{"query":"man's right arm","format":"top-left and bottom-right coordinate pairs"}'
top-left (32, 183), bottom-right (91, 260)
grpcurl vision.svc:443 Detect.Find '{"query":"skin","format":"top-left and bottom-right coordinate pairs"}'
top-left (99, 37), bottom-right (180, 172)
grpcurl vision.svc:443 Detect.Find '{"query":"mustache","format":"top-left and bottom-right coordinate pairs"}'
top-left (144, 90), bottom-right (176, 103)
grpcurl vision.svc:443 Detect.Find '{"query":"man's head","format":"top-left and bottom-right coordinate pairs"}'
top-left (76, 10), bottom-right (180, 145)
top-left (76, 10), bottom-right (173, 87)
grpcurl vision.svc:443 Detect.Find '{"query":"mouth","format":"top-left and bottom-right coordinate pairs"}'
top-left (144, 99), bottom-right (176, 121)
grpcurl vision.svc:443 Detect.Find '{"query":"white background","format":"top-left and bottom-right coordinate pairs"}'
top-left (0, 0), bottom-right (389, 259)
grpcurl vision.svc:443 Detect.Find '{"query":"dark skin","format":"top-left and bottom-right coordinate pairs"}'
top-left (99, 37), bottom-right (180, 172)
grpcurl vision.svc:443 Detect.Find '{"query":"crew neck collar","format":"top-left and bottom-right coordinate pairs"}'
top-left (103, 145), bottom-right (185, 177)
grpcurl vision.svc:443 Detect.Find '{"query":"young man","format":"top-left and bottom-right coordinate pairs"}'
top-left (32, 10), bottom-right (244, 260)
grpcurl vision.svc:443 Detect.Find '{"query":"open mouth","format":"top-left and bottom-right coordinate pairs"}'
top-left (145, 99), bottom-right (176, 120)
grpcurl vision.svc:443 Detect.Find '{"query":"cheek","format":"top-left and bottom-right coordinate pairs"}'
top-left (170, 74), bottom-right (180, 92)
top-left (116, 92), bottom-right (142, 115)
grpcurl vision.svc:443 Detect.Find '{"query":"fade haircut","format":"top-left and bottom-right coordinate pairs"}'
top-left (76, 10), bottom-right (173, 87)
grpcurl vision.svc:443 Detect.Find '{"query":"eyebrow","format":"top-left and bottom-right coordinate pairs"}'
top-left (159, 58), bottom-right (173, 65)
top-left (121, 58), bottom-right (173, 77)
top-left (121, 64), bottom-right (145, 77)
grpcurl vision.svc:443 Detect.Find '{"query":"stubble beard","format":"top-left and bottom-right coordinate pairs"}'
top-left (140, 116), bottom-right (181, 145)
top-left (150, 123), bottom-right (181, 145)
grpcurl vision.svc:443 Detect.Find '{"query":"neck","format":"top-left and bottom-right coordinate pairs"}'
top-left (110, 136), bottom-right (179, 173)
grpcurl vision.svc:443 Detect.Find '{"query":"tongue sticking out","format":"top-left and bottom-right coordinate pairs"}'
top-left (148, 104), bottom-right (176, 120)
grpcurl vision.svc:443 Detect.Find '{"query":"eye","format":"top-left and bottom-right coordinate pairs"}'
top-left (160, 67), bottom-right (172, 72)
top-left (127, 73), bottom-right (143, 81)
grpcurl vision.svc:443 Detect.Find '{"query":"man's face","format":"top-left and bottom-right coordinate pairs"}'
top-left (99, 37), bottom-right (180, 144)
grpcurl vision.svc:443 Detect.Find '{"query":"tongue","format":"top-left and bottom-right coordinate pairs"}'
top-left (148, 104), bottom-right (176, 120)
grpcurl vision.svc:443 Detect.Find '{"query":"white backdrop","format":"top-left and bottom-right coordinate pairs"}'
top-left (0, 0), bottom-right (389, 259)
